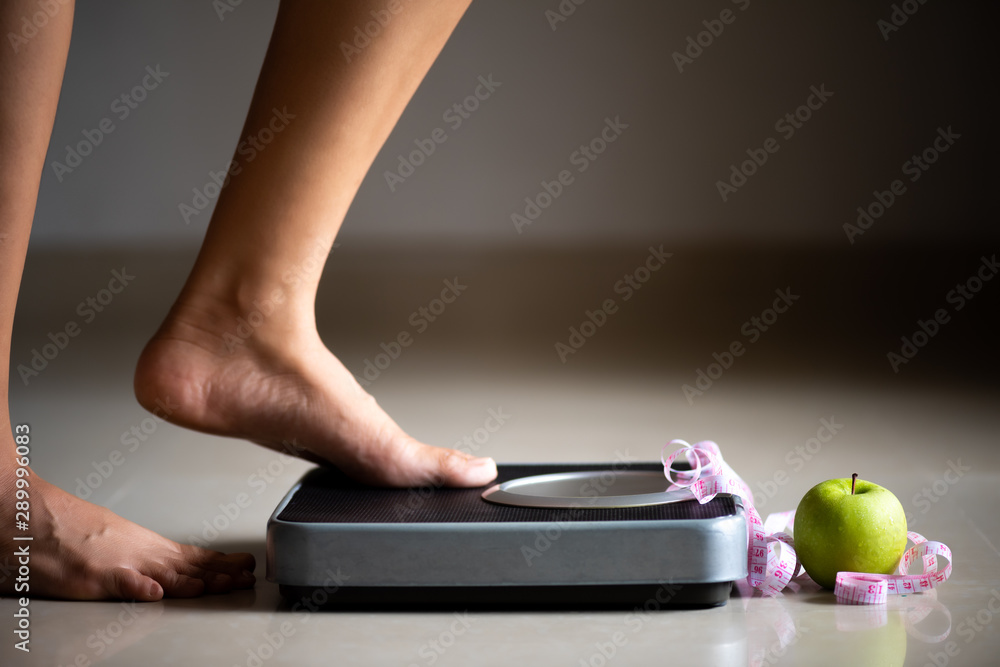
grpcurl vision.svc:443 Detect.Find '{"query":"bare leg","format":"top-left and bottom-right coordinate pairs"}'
top-left (135, 0), bottom-right (497, 487)
top-left (0, 0), bottom-right (254, 600)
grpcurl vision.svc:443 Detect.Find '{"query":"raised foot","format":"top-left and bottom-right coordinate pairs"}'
top-left (133, 300), bottom-right (497, 488)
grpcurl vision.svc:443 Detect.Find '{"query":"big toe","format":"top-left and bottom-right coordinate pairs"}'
top-left (385, 439), bottom-right (497, 488)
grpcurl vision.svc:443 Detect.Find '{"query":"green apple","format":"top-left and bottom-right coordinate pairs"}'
top-left (794, 474), bottom-right (908, 590)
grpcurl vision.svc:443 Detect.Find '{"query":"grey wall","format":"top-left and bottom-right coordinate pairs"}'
top-left (32, 0), bottom-right (994, 248)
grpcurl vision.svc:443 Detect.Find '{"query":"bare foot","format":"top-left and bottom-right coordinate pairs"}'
top-left (0, 468), bottom-right (255, 600)
top-left (133, 287), bottom-right (497, 487)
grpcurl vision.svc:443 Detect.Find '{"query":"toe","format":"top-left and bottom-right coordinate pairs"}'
top-left (164, 559), bottom-right (240, 594)
top-left (177, 547), bottom-right (257, 589)
top-left (203, 571), bottom-right (235, 594)
top-left (183, 547), bottom-right (255, 575)
top-left (142, 561), bottom-right (207, 598)
top-left (103, 567), bottom-right (164, 602)
top-left (434, 447), bottom-right (498, 487)
top-left (391, 438), bottom-right (498, 487)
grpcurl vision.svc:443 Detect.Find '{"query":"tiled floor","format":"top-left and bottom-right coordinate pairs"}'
top-left (2, 244), bottom-right (998, 665)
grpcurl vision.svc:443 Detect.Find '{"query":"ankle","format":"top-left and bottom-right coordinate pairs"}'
top-left (180, 233), bottom-right (332, 326)
top-left (164, 282), bottom-right (317, 354)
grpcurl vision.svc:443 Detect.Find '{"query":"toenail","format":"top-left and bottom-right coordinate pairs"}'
top-left (466, 457), bottom-right (494, 468)
top-left (242, 570), bottom-right (254, 579)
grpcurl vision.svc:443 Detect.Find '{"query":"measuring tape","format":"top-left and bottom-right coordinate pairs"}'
top-left (660, 439), bottom-right (953, 605)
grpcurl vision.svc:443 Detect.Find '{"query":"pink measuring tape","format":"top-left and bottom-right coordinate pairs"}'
top-left (660, 439), bottom-right (953, 605)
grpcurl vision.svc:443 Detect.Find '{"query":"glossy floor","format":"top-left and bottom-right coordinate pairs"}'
top-left (2, 246), bottom-right (998, 666)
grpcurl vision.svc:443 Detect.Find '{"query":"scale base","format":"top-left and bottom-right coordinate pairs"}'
top-left (277, 582), bottom-right (734, 610)
top-left (267, 463), bottom-right (748, 609)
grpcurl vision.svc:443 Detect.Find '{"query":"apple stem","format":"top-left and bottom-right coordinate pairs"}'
top-left (851, 473), bottom-right (858, 495)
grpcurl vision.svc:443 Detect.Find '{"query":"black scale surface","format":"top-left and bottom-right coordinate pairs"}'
top-left (276, 463), bottom-right (737, 524)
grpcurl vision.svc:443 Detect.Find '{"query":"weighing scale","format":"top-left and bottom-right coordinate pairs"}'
top-left (266, 462), bottom-right (748, 608)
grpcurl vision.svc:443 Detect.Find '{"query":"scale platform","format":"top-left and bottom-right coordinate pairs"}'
top-left (266, 462), bottom-right (747, 608)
